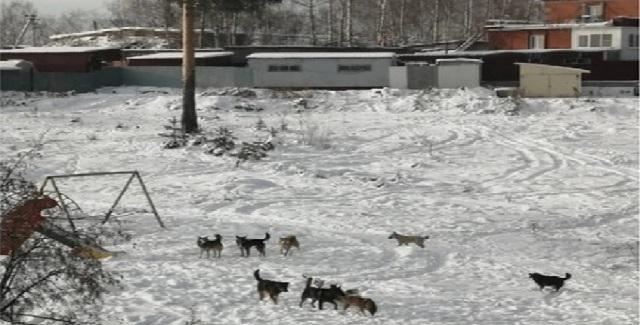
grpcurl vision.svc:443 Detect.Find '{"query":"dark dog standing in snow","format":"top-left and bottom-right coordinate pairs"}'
top-left (254, 269), bottom-right (289, 304)
top-left (197, 235), bottom-right (223, 258)
top-left (299, 276), bottom-right (346, 310)
top-left (388, 231), bottom-right (429, 248)
top-left (236, 232), bottom-right (270, 257)
top-left (529, 272), bottom-right (572, 291)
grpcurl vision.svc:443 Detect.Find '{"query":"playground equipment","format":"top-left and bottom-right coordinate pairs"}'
top-left (0, 171), bottom-right (164, 260)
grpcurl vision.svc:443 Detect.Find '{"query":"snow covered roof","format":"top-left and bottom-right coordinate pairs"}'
top-left (486, 21), bottom-right (611, 31)
top-left (0, 46), bottom-right (120, 54)
top-left (436, 58), bottom-right (483, 65)
top-left (128, 51), bottom-right (234, 60)
top-left (407, 48), bottom-right (618, 57)
top-left (515, 62), bottom-right (590, 74)
top-left (247, 52), bottom-right (397, 59)
top-left (0, 60), bottom-right (32, 70)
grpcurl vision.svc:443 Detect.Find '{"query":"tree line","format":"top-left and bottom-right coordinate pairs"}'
top-left (1, 0), bottom-right (542, 48)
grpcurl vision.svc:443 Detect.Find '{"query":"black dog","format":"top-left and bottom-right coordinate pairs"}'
top-left (236, 232), bottom-right (270, 257)
top-left (529, 272), bottom-right (571, 291)
top-left (299, 276), bottom-right (346, 310)
top-left (254, 269), bottom-right (289, 304)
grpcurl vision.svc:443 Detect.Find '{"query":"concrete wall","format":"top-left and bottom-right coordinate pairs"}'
top-left (32, 68), bottom-right (122, 92)
top-left (249, 58), bottom-right (393, 88)
top-left (121, 66), bottom-right (252, 88)
top-left (620, 27), bottom-right (639, 60)
top-left (389, 66), bottom-right (408, 89)
top-left (437, 63), bottom-right (481, 88)
top-left (0, 70), bottom-right (32, 91)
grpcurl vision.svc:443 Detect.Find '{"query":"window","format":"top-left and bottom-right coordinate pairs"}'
top-left (585, 4), bottom-right (603, 21)
top-left (337, 64), bottom-right (372, 72)
top-left (629, 34), bottom-right (639, 47)
top-left (529, 34), bottom-right (545, 49)
top-left (268, 65), bottom-right (301, 72)
top-left (578, 35), bottom-right (589, 47)
top-left (590, 34), bottom-right (601, 47)
top-left (602, 34), bottom-right (613, 47)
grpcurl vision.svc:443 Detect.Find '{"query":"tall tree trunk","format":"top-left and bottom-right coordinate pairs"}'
top-left (328, 0), bottom-right (334, 45)
top-left (181, 0), bottom-right (198, 134)
top-left (199, 4), bottom-right (206, 48)
top-left (309, 0), bottom-right (317, 45)
top-left (433, 0), bottom-right (440, 43)
top-left (346, 0), bottom-right (353, 46)
top-left (376, 0), bottom-right (387, 46)
top-left (399, 0), bottom-right (406, 44)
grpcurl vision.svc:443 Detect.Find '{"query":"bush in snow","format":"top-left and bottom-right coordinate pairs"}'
top-left (160, 117), bottom-right (187, 149)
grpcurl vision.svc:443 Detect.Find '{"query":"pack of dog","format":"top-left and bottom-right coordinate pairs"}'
top-left (529, 272), bottom-right (572, 291)
top-left (388, 231), bottom-right (430, 248)
top-left (342, 294), bottom-right (377, 316)
top-left (278, 235), bottom-right (300, 256)
top-left (254, 269), bottom-right (289, 304)
top-left (299, 275), bottom-right (346, 310)
top-left (236, 232), bottom-right (270, 257)
top-left (197, 235), bottom-right (223, 258)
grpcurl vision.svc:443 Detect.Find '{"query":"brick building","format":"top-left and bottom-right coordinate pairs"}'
top-left (486, 0), bottom-right (639, 59)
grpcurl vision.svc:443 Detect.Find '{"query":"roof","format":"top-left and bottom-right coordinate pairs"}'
top-left (247, 52), bottom-right (397, 59)
top-left (486, 21), bottom-right (609, 31)
top-left (128, 51), bottom-right (234, 60)
top-left (436, 58), bottom-right (483, 64)
top-left (515, 63), bottom-right (591, 74)
top-left (0, 46), bottom-right (120, 54)
top-left (404, 48), bottom-right (617, 57)
top-left (0, 60), bottom-right (32, 70)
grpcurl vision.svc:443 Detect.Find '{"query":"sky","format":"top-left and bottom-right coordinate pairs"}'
top-left (31, 0), bottom-right (108, 16)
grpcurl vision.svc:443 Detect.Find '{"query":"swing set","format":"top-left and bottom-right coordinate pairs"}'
top-left (0, 171), bottom-right (165, 260)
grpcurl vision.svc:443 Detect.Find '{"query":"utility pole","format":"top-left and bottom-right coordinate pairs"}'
top-left (182, 0), bottom-right (198, 134)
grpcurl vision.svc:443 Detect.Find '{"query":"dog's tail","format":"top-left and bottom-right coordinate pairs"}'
top-left (263, 232), bottom-right (271, 241)
top-left (254, 269), bottom-right (262, 281)
top-left (564, 273), bottom-right (571, 280)
top-left (368, 299), bottom-right (377, 316)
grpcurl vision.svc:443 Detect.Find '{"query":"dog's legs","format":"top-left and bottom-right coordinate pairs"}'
top-left (331, 301), bottom-right (338, 310)
top-left (199, 249), bottom-right (203, 258)
top-left (270, 293), bottom-right (278, 304)
top-left (318, 300), bottom-right (324, 310)
top-left (258, 290), bottom-right (265, 301)
top-left (310, 298), bottom-right (317, 308)
top-left (299, 297), bottom-right (306, 307)
top-left (344, 302), bottom-right (350, 310)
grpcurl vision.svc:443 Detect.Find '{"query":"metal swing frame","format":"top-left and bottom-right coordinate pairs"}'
top-left (39, 171), bottom-right (165, 231)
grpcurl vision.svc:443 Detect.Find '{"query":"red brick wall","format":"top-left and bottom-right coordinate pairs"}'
top-left (487, 29), bottom-right (572, 50)
top-left (543, 0), bottom-right (638, 23)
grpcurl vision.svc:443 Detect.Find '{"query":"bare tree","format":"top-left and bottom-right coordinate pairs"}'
top-left (0, 149), bottom-right (121, 325)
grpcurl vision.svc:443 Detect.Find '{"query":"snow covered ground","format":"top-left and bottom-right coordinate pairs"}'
top-left (0, 87), bottom-right (638, 324)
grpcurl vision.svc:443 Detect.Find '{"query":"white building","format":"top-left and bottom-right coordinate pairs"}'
top-left (571, 22), bottom-right (639, 60)
top-left (247, 52), bottom-right (396, 89)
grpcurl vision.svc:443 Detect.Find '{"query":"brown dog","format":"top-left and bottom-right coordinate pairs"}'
top-left (343, 295), bottom-right (377, 316)
top-left (278, 235), bottom-right (300, 256)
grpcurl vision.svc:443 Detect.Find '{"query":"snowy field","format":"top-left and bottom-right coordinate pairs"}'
top-left (0, 87), bottom-right (638, 325)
